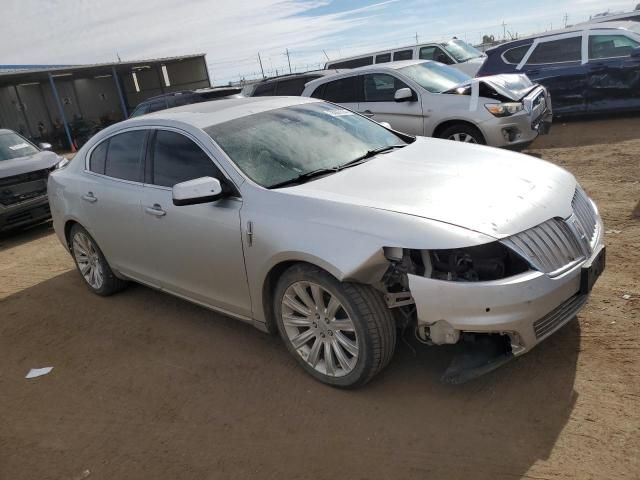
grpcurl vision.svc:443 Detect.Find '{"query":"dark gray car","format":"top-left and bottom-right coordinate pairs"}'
top-left (0, 129), bottom-right (66, 231)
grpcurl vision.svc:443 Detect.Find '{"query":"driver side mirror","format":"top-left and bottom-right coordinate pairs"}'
top-left (394, 88), bottom-right (414, 102)
top-left (631, 46), bottom-right (640, 58)
top-left (38, 142), bottom-right (52, 151)
top-left (173, 176), bottom-right (225, 206)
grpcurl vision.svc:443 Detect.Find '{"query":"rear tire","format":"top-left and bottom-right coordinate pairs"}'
top-left (69, 224), bottom-right (127, 296)
top-left (439, 124), bottom-right (485, 145)
top-left (273, 264), bottom-right (396, 388)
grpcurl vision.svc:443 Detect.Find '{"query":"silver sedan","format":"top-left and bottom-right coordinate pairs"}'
top-left (48, 97), bottom-right (604, 387)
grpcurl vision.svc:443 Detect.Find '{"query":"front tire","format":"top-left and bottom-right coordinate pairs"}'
top-left (439, 123), bottom-right (485, 144)
top-left (274, 264), bottom-right (396, 388)
top-left (69, 224), bottom-right (127, 296)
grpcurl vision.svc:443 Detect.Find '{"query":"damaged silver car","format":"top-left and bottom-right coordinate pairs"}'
top-left (48, 97), bottom-right (604, 387)
top-left (302, 60), bottom-right (552, 150)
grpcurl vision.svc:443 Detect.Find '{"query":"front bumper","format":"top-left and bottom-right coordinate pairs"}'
top-left (0, 195), bottom-right (51, 232)
top-left (480, 86), bottom-right (552, 149)
top-left (408, 242), bottom-right (604, 356)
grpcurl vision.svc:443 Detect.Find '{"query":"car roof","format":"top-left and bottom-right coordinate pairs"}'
top-left (488, 21), bottom-right (639, 51)
top-left (257, 70), bottom-right (341, 84)
top-left (126, 96), bottom-right (321, 129)
top-left (304, 60), bottom-right (432, 89)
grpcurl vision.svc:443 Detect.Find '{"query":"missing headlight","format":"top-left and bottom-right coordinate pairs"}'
top-left (429, 243), bottom-right (529, 281)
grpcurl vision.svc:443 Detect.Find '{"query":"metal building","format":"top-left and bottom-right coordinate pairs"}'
top-left (0, 54), bottom-right (210, 150)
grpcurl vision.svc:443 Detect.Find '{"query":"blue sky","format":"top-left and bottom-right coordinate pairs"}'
top-left (0, 0), bottom-right (635, 83)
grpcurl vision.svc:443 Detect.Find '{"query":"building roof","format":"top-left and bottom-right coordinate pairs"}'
top-left (0, 54), bottom-right (206, 86)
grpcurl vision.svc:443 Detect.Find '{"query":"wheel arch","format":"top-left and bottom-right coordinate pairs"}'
top-left (432, 119), bottom-right (486, 142)
top-left (261, 257), bottom-right (345, 334)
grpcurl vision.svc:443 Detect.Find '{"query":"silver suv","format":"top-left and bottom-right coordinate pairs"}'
top-left (302, 60), bottom-right (552, 149)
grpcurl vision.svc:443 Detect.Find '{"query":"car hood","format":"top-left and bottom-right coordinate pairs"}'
top-left (0, 151), bottom-right (61, 178)
top-left (446, 73), bottom-right (537, 102)
top-left (280, 137), bottom-right (576, 239)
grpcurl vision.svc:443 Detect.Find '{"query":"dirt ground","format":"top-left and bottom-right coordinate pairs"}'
top-left (1, 118), bottom-right (639, 480)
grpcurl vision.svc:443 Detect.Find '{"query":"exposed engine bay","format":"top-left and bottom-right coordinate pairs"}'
top-left (381, 243), bottom-right (532, 383)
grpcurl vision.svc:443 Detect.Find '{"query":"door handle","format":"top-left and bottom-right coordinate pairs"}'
top-left (82, 192), bottom-right (97, 203)
top-left (145, 204), bottom-right (166, 217)
top-left (360, 110), bottom-right (375, 117)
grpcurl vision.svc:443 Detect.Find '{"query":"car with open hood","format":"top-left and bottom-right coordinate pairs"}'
top-left (302, 60), bottom-right (552, 150)
top-left (0, 129), bottom-right (67, 231)
top-left (48, 97), bottom-right (604, 387)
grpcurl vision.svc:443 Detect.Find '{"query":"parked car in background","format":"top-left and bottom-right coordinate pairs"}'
top-left (0, 129), bottom-right (67, 231)
top-left (577, 8), bottom-right (640, 25)
top-left (302, 60), bottom-right (551, 149)
top-left (477, 22), bottom-right (640, 116)
top-left (242, 71), bottom-right (340, 97)
top-left (48, 97), bottom-right (604, 387)
top-left (129, 87), bottom-right (242, 117)
top-left (325, 39), bottom-right (486, 76)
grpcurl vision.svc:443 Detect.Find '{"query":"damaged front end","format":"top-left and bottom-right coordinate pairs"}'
top-left (381, 243), bottom-right (532, 384)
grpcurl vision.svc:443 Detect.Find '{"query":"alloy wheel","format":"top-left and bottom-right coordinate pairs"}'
top-left (72, 231), bottom-right (104, 290)
top-left (448, 132), bottom-right (478, 143)
top-left (281, 281), bottom-right (359, 377)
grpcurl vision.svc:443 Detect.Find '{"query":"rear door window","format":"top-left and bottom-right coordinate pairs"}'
top-left (104, 130), bottom-right (146, 182)
top-left (363, 74), bottom-right (410, 102)
top-left (527, 36), bottom-right (582, 64)
top-left (589, 34), bottom-right (640, 59)
top-left (320, 76), bottom-right (360, 103)
top-left (393, 50), bottom-right (413, 61)
top-left (151, 130), bottom-right (221, 187)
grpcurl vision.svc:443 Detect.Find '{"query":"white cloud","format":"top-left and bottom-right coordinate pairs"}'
top-left (1, 0), bottom-right (636, 84)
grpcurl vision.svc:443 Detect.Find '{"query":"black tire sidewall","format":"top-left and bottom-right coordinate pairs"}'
top-left (273, 265), bottom-right (377, 388)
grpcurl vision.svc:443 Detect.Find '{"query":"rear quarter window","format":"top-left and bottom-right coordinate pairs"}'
top-left (502, 44), bottom-right (532, 64)
top-left (328, 57), bottom-right (373, 69)
top-left (253, 82), bottom-right (277, 96)
top-left (89, 140), bottom-right (108, 174)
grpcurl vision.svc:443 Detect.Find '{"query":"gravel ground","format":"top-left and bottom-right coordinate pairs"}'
top-left (0, 124), bottom-right (638, 480)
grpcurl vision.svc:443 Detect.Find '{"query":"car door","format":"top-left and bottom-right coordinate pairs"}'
top-left (586, 32), bottom-right (640, 112)
top-left (81, 129), bottom-right (147, 277)
top-left (358, 73), bottom-right (424, 135)
top-left (517, 34), bottom-right (587, 115)
top-left (138, 128), bottom-right (251, 318)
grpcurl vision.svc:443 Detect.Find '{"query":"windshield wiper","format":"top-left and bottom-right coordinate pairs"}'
top-left (268, 144), bottom-right (406, 189)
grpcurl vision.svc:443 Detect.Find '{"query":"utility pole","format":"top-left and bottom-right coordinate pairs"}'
top-left (501, 20), bottom-right (507, 40)
top-left (257, 52), bottom-right (265, 79)
top-left (415, 32), bottom-right (419, 45)
top-left (563, 13), bottom-right (569, 27)
top-left (322, 49), bottom-right (330, 61)
top-left (285, 48), bottom-right (292, 74)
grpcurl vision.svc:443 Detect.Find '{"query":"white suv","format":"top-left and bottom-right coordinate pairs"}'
top-left (302, 60), bottom-right (552, 150)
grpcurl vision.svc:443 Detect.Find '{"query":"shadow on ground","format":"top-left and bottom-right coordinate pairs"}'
top-left (0, 221), bottom-right (53, 252)
top-left (0, 271), bottom-right (580, 480)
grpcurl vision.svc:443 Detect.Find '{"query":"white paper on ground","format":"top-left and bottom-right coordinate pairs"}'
top-left (25, 367), bottom-right (53, 379)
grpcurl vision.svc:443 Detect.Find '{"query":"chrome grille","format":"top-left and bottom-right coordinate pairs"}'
top-left (572, 186), bottom-right (598, 248)
top-left (501, 187), bottom-right (599, 277)
top-left (501, 218), bottom-right (586, 276)
top-left (533, 294), bottom-right (587, 339)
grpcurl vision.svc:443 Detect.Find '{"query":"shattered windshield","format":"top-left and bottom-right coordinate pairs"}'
top-left (441, 39), bottom-right (485, 62)
top-left (0, 132), bottom-right (39, 161)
